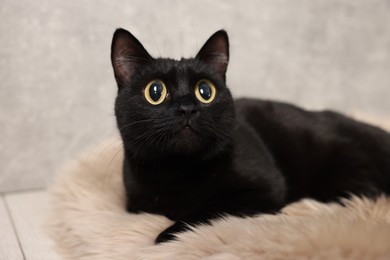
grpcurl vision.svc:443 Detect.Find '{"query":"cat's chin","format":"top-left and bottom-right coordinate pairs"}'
top-left (169, 127), bottom-right (203, 154)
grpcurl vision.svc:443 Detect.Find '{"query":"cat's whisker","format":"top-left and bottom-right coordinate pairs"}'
top-left (156, 129), bottom-right (171, 153)
top-left (129, 125), bottom-right (169, 150)
top-left (143, 127), bottom-right (169, 147)
top-left (161, 130), bottom-right (172, 153)
top-left (103, 146), bottom-right (124, 188)
top-left (118, 118), bottom-right (156, 131)
top-left (89, 132), bottom-right (123, 170)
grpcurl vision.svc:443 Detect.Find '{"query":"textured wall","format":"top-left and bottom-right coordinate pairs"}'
top-left (1, 0), bottom-right (389, 192)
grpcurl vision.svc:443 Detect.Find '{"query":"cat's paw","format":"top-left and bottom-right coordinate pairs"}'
top-left (154, 231), bottom-right (178, 244)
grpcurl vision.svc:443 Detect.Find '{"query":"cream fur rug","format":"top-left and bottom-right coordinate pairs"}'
top-left (48, 115), bottom-right (390, 260)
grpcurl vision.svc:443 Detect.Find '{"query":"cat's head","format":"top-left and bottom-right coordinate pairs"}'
top-left (111, 29), bottom-right (234, 160)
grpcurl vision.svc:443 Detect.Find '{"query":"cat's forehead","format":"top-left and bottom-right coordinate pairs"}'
top-left (151, 57), bottom-right (214, 81)
top-left (154, 57), bottom-right (197, 72)
top-left (134, 57), bottom-right (221, 90)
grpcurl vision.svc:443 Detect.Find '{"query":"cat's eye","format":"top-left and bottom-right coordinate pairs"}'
top-left (144, 80), bottom-right (167, 105)
top-left (195, 80), bottom-right (216, 104)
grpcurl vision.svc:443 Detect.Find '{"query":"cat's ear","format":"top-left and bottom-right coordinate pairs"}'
top-left (196, 30), bottom-right (229, 78)
top-left (111, 28), bottom-right (153, 86)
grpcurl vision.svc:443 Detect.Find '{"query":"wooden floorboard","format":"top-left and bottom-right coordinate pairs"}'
top-left (5, 190), bottom-right (60, 260)
top-left (0, 195), bottom-right (24, 260)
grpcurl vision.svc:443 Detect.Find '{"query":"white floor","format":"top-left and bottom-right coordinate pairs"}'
top-left (0, 190), bottom-right (60, 260)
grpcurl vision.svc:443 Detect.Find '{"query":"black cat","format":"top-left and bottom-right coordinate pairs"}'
top-left (111, 28), bottom-right (390, 243)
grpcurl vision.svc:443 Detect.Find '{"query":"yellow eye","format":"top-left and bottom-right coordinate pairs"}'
top-left (144, 80), bottom-right (167, 105)
top-left (195, 80), bottom-right (216, 104)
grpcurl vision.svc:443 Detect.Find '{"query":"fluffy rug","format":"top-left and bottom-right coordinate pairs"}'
top-left (48, 117), bottom-right (390, 259)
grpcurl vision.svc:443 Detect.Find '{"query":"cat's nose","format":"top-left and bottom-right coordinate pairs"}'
top-left (177, 103), bottom-right (198, 118)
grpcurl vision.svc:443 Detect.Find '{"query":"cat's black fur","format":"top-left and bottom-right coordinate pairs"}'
top-left (111, 28), bottom-right (390, 243)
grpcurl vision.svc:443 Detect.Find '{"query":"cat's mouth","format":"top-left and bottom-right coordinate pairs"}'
top-left (180, 124), bottom-right (195, 134)
top-left (181, 119), bottom-right (196, 132)
top-left (176, 119), bottom-right (199, 139)
top-left (166, 121), bottom-right (202, 154)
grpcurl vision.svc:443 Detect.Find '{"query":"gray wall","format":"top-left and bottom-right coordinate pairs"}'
top-left (1, 0), bottom-right (389, 192)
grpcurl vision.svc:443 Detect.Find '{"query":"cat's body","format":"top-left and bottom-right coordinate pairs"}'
top-left (111, 29), bottom-right (390, 243)
top-left (235, 99), bottom-right (390, 202)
